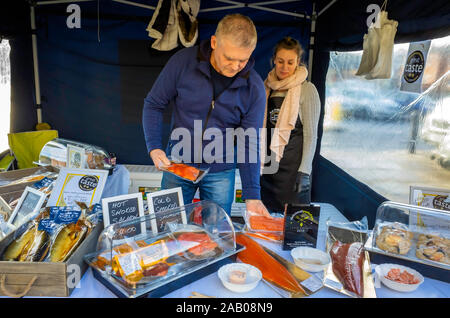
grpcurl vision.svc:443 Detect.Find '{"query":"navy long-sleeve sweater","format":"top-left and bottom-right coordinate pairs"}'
top-left (142, 39), bottom-right (266, 200)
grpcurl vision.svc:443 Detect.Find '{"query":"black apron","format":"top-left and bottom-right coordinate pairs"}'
top-left (260, 94), bottom-right (304, 212)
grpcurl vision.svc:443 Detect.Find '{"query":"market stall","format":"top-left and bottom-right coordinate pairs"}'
top-left (0, 0), bottom-right (449, 299)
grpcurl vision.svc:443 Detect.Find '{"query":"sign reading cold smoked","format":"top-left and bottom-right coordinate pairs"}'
top-left (147, 187), bottom-right (185, 234)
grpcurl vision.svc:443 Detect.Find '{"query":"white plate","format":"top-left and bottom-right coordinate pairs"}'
top-left (291, 247), bottom-right (331, 272)
top-left (375, 263), bottom-right (424, 292)
top-left (218, 263), bottom-right (262, 293)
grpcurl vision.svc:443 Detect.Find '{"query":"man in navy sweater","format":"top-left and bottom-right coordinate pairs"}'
top-left (143, 14), bottom-right (269, 216)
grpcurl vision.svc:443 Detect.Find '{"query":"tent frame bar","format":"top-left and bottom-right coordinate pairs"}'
top-left (28, 0), bottom-right (337, 125)
top-left (30, 5), bottom-right (42, 124)
top-left (318, 0), bottom-right (338, 17)
top-left (209, 0), bottom-right (310, 19)
top-left (37, 0), bottom-right (93, 5)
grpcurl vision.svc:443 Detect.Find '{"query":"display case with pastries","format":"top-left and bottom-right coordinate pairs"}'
top-left (364, 201), bottom-right (450, 283)
top-left (84, 200), bottom-right (244, 298)
top-left (36, 138), bottom-right (116, 174)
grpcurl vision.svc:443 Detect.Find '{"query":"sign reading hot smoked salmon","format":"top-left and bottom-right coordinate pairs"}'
top-left (101, 193), bottom-right (146, 239)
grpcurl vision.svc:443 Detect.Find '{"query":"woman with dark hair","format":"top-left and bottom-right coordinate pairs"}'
top-left (260, 37), bottom-right (321, 212)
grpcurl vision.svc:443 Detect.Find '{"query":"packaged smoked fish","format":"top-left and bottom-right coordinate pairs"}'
top-left (38, 206), bottom-right (93, 262)
top-left (323, 218), bottom-right (376, 298)
top-left (159, 157), bottom-right (209, 184)
top-left (1, 209), bottom-right (51, 262)
top-left (243, 210), bottom-right (284, 242)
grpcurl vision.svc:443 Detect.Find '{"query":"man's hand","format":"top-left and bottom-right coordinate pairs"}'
top-left (149, 149), bottom-right (171, 170)
top-left (245, 199), bottom-right (271, 217)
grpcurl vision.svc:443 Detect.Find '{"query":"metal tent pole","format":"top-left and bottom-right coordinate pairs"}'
top-left (112, 0), bottom-right (156, 10)
top-left (318, 0), bottom-right (338, 17)
top-left (308, 2), bottom-right (316, 81)
top-left (30, 4), bottom-right (42, 124)
top-left (209, 0), bottom-right (309, 19)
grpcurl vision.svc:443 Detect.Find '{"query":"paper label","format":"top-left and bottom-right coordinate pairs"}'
top-left (300, 275), bottom-right (323, 293)
top-left (139, 241), bottom-right (168, 266)
top-left (118, 253), bottom-right (142, 277)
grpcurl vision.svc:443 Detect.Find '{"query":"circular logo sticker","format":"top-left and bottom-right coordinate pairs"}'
top-left (291, 210), bottom-right (315, 227)
top-left (79, 175), bottom-right (99, 191)
top-left (403, 50), bottom-right (425, 83)
top-left (270, 108), bottom-right (280, 126)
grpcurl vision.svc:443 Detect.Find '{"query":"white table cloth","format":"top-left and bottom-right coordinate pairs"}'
top-left (70, 203), bottom-right (450, 298)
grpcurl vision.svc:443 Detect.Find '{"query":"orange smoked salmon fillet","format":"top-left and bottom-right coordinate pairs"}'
top-left (166, 163), bottom-right (200, 181)
top-left (248, 215), bottom-right (284, 232)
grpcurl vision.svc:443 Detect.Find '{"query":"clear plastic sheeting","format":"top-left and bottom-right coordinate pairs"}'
top-left (321, 36), bottom-right (450, 203)
top-left (84, 200), bottom-right (239, 298)
top-left (0, 40), bottom-right (10, 152)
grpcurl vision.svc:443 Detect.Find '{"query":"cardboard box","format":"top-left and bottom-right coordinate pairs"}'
top-left (0, 223), bottom-right (103, 297)
top-left (0, 166), bottom-right (59, 196)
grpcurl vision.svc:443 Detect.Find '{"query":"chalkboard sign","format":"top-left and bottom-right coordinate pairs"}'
top-left (102, 193), bottom-right (146, 239)
top-left (8, 186), bottom-right (47, 228)
top-left (147, 187), bottom-right (185, 234)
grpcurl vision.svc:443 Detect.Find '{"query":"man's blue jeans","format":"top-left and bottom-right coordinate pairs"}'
top-left (161, 168), bottom-right (236, 215)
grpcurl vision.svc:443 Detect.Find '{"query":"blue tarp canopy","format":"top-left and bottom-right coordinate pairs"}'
top-left (1, 0), bottom-right (449, 226)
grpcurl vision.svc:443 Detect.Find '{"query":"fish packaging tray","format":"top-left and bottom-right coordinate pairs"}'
top-left (364, 232), bottom-right (450, 284)
top-left (89, 244), bottom-right (244, 298)
top-left (0, 224), bottom-right (103, 297)
top-left (0, 166), bottom-right (59, 195)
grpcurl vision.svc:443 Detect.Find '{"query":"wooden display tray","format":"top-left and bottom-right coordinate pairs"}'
top-left (0, 223), bottom-right (103, 297)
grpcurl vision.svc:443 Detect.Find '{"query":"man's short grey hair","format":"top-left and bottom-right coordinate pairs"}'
top-left (215, 14), bottom-right (257, 49)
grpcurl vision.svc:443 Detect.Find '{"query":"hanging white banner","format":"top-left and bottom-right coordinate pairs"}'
top-left (400, 40), bottom-right (431, 93)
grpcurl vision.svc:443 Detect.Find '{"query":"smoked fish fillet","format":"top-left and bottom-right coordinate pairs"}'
top-left (248, 215), bottom-right (284, 232)
top-left (166, 163), bottom-right (200, 181)
top-left (236, 234), bottom-right (305, 294)
top-left (330, 241), bottom-right (365, 297)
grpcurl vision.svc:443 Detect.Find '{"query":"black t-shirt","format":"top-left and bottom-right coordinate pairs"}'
top-left (210, 65), bottom-right (236, 99)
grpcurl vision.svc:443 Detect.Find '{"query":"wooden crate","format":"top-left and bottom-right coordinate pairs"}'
top-left (0, 223), bottom-right (103, 297)
top-left (0, 166), bottom-right (59, 196)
